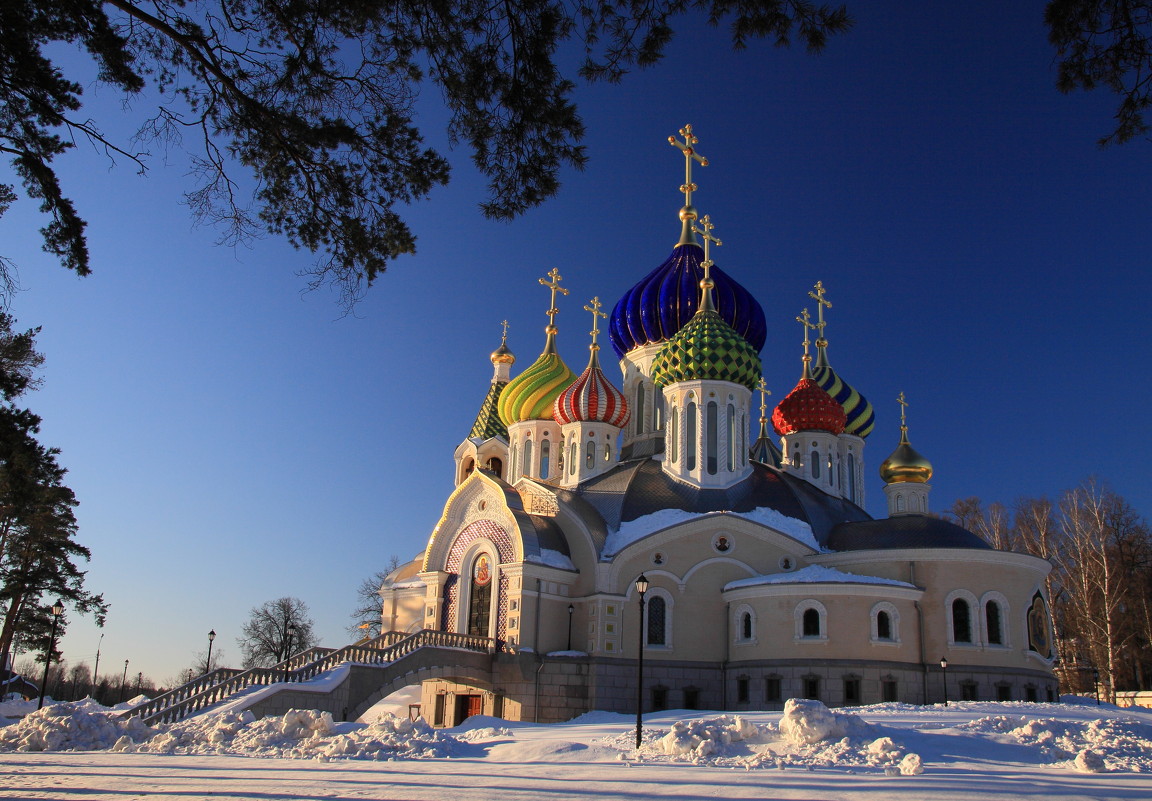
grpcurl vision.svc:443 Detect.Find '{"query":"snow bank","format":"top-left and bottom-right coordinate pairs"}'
top-left (659, 715), bottom-right (760, 757)
top-left (778, 699), bottom-right (873, 745)
top-left (961, 713), bottom-right (1152, 772)
top-left (0, 699), bottom-right (155, 751)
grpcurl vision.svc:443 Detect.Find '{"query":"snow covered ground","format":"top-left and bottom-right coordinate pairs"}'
top-left (2, 693), bottom-right (1151, 800)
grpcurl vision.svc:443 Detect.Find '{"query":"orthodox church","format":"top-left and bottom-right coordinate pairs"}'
top-left (378, 126), bottom-right (1057, 726)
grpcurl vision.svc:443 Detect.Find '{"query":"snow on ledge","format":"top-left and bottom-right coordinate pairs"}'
top-left (531, 549), bottom-right (576, 571)
top-left (602, 506), bottom-right (819, 558)
top-left (724, 564), bottom-right (916, 591)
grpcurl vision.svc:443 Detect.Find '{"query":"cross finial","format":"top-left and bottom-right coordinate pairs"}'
top-left (691, 214), bottom-right (722, 311)
top-left (669, 124), bottom-right (709, 209)
top-left (897, 391), bottom-right (909, 430)
top-left (797, 308), bottom-right (816, 376)
top-left (584, 297), bottom-right (607, 353)
top-left (538, 268), bottom-right (569, 331)
top-left (500, 319), bottom-right (510, 344)
top-left (757, 377), bottom-right (772, 420)
top-left (808, 280), bottom-right (832, 347)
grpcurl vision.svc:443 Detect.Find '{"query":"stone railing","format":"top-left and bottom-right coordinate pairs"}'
top-left (127, 629), bottom-right (494, 726)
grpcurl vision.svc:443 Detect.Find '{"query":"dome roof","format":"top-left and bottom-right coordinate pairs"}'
top-left (879, 431), bottom-right (933, 483)
top-left (490, 341), bottom-right (515, 365)
top-left (650, 307), bottom-right (762, 391)
top-left (608, 244), bottom-right (767, 359)
top-left (811, 350), bottom-right (874, 438)
top-left (772, 377), bottom-right (846, 435)
top-left (554, 352), bottom-right (630, 428)
top-left (828, 515), bottom-right (990, 551)
top-left (498, 351), bottom-right (576, 425)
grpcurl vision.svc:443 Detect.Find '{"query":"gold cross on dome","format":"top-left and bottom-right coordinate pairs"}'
top-left (584, 297), bottom-right (607, 349)
top-left (757, 378), bottom-right (772, 419)
top-left (669, 124), bottom-right (709, 208)
top-left (797, 308), bottom-right (815, 367)
top-left (500, 319), bottom-right (510, 344)
top-left (808, 280), bottom-right (832, 343)
top-left (538, 268), bottom-right (569, 330)
top-left (692, 214), bottom-right (723, 282)
top-left (897, 391), bottom-right (909, 429)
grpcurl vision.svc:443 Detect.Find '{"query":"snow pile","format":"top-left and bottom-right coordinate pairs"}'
top-left (778, 699), bottom-right (874, 745)
top-left (0, 699), bottom-right (155, 752)
top-left (961, 713), bottom-right (1152, 772)
top-left (659, 715), bottom-right (760, 757)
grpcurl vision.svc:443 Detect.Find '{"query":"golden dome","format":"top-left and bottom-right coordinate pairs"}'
top-left (490, 341), bottom-right (515, 365)
top-left (879, 429), bottom-right (933, 484)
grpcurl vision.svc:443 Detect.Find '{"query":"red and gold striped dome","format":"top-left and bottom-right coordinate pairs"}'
top-left (553, 354), bottom-right (630, 428)
top-left (772, 377), bottom-right (846, 436)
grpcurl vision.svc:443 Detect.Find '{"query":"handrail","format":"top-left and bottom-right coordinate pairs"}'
top-left (127, 630), bottom-right (496, 726)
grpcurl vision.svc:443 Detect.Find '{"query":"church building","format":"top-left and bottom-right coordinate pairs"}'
top-left (379, 126), bottom-right (1057, 726)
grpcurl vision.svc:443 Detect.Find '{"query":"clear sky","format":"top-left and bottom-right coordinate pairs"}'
top-left (2, 2), bottom-right (1150, 684)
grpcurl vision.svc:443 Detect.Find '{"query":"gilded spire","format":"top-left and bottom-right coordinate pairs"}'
top-left (897, 390), bottom-right (911, 443)
top-left (879, 391), bottom-right (933, 484)
top-left (796, 308), bottom-right (816, 379)
top-left (490, 319), bottom-right (515, 367)
top-left (669, 124), bottom-right (709, 246)
top-left (584, 296), bottom-right (607, 366)
top-left (537, 268), bottom-right (569, 354)
top-left (691, 214), bottom-right (722, 312)
top-left (809, 280), bottom-right (832, 357)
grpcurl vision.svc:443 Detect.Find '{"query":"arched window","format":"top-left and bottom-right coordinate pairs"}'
top-left (568, 439), bottom-right (577, 475)
top-left (654, 392), bottom-right (665, 431)
top-left (540, 439), bottom-right (551, 478)
top-left (686, 402), bottom-right (697, 470)
top-left (877, 611), bottom-right (891, 640)
top-left (803, 608), bottom-right (821, 637)
top-left (647, 596), bottom-right (667, 646)
top-left (635, 384), bottom-right (646, 436)
top-left (739, 412), bottom-right (746, 466)
top-left (669, 406), bottom-right (679, 463)
top-left (467, 553), bottom-right (493, 637)
top-left (462, 457), bottom-right (475, 478)
top-left (742, 612), bottom-right (753, 640)
top-left (726, 404), bottom-right (736, 471)
top-left (522, 439), bottom-right (533, 477)
top-left (986, 601), bottom-right (1003, 645)
top-left (706, 401), bottom-right (718, 475)
top-left (795, 600), bottom-right (827, 640)
top-left (847, 452), bottom-right (857, 502)
top-left (811, 449), bottom-right (820, 479)
top-left (585, 440), bottom-right (595, 469)
top-left (488, 457), bottom-right (503, 479)
top-left (952, 598), bottom-right (972, 643)
top-left (896, 493), bottom-right (905, 512)
top-left (604, 443), bottom-right (612, 462)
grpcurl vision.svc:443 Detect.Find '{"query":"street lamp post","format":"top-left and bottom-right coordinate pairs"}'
top-left (939, 657), bottom-right (949, 707)
top-left (120, 659), bottom-right (129, 703)
top-left (36, 600), bottom-right (65, 710)
top-left (92, 631), bottom-right (103, 699)
top-left (567, 604), bottom-right (574, 651)
top-left (634, 574), bottom-right (649, 750)
top-left (1092, 667), bottom-right (1100, 705)
top-left (205, 629), bottom-right (216, 675)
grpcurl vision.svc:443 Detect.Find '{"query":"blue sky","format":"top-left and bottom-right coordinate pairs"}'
top-left (2, 2), bottom-right (1150, 683)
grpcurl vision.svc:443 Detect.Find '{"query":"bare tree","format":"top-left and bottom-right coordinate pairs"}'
top-left (236, 597), bottom-right (317, 669)
top-left (347, 556), bottom-right (401, 639)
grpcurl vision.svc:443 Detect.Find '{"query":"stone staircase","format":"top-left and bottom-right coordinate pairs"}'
top-left (124, 629), bottom-right (497, 726)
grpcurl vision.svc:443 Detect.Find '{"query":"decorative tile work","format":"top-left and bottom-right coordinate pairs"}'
top-left (442, 519), bottom-right (516, 638)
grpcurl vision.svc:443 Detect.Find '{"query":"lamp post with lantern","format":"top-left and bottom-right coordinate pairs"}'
top-left (940, 657), bottom-right (949, 707)
top-left (634, 574), bottom-right (649, 749)
top-left (205, 629), bottom-right (216, 675)
top-left (36, 600), bottom-right (65, 710)
top-left (567, 604), bottom-right (574, 651)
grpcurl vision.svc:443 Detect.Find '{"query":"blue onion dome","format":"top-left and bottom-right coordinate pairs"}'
top-left (810, 345), bottom-right (875, 439)
top-left (650, 290), bottom-right (762, 391)
top-left (608, 243), bottom-right (767, 359)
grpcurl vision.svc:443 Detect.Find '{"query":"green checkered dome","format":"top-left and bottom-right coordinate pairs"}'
top-left (651, 306), bottom-right (762, 391)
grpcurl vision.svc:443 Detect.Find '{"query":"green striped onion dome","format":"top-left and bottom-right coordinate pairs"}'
top-left (498, 352), bottom-right (577, 425)
top-left (650, 308), bottom-right (762, 391)
top-left (811, 349), bottom-right (875, 438)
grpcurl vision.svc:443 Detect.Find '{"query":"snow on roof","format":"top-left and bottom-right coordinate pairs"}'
top-left (724, 564), bottom-right (916, 591)
top-left (602, 507), bottom-right (818, 558)
top-left (531, 549), bottom-right (576, 571)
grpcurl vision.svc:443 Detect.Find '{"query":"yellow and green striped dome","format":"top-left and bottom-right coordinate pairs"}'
top-left (650, 307), bottom-right (761, 391)
top-left (498, 351), bottom-right (576, 425)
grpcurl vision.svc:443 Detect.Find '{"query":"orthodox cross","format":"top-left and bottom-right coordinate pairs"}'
top-left (757, 378), bottom-right (772, 420)
top-left (584, 297), bottom-right (607, 351)
top-left (500, 319), bottom-right (510, 345)
top-left (808, 280), bottom-right (832, 346)
top-left (538, 268), bottom-right (569, 331)
top-left (897, 391), bottom-right (909, 430)
top-left (669, 124), bottom-right (709, 208)
top-left (692, 214), bottom-right (723, 282)
top-left (796, 308), bottom-right (816, 371)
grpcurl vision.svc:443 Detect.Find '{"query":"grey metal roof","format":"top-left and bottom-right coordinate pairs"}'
top-left (827, 514), bottom-right (992, 551)
top-left (576, 458), bottom-right (871, 544)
